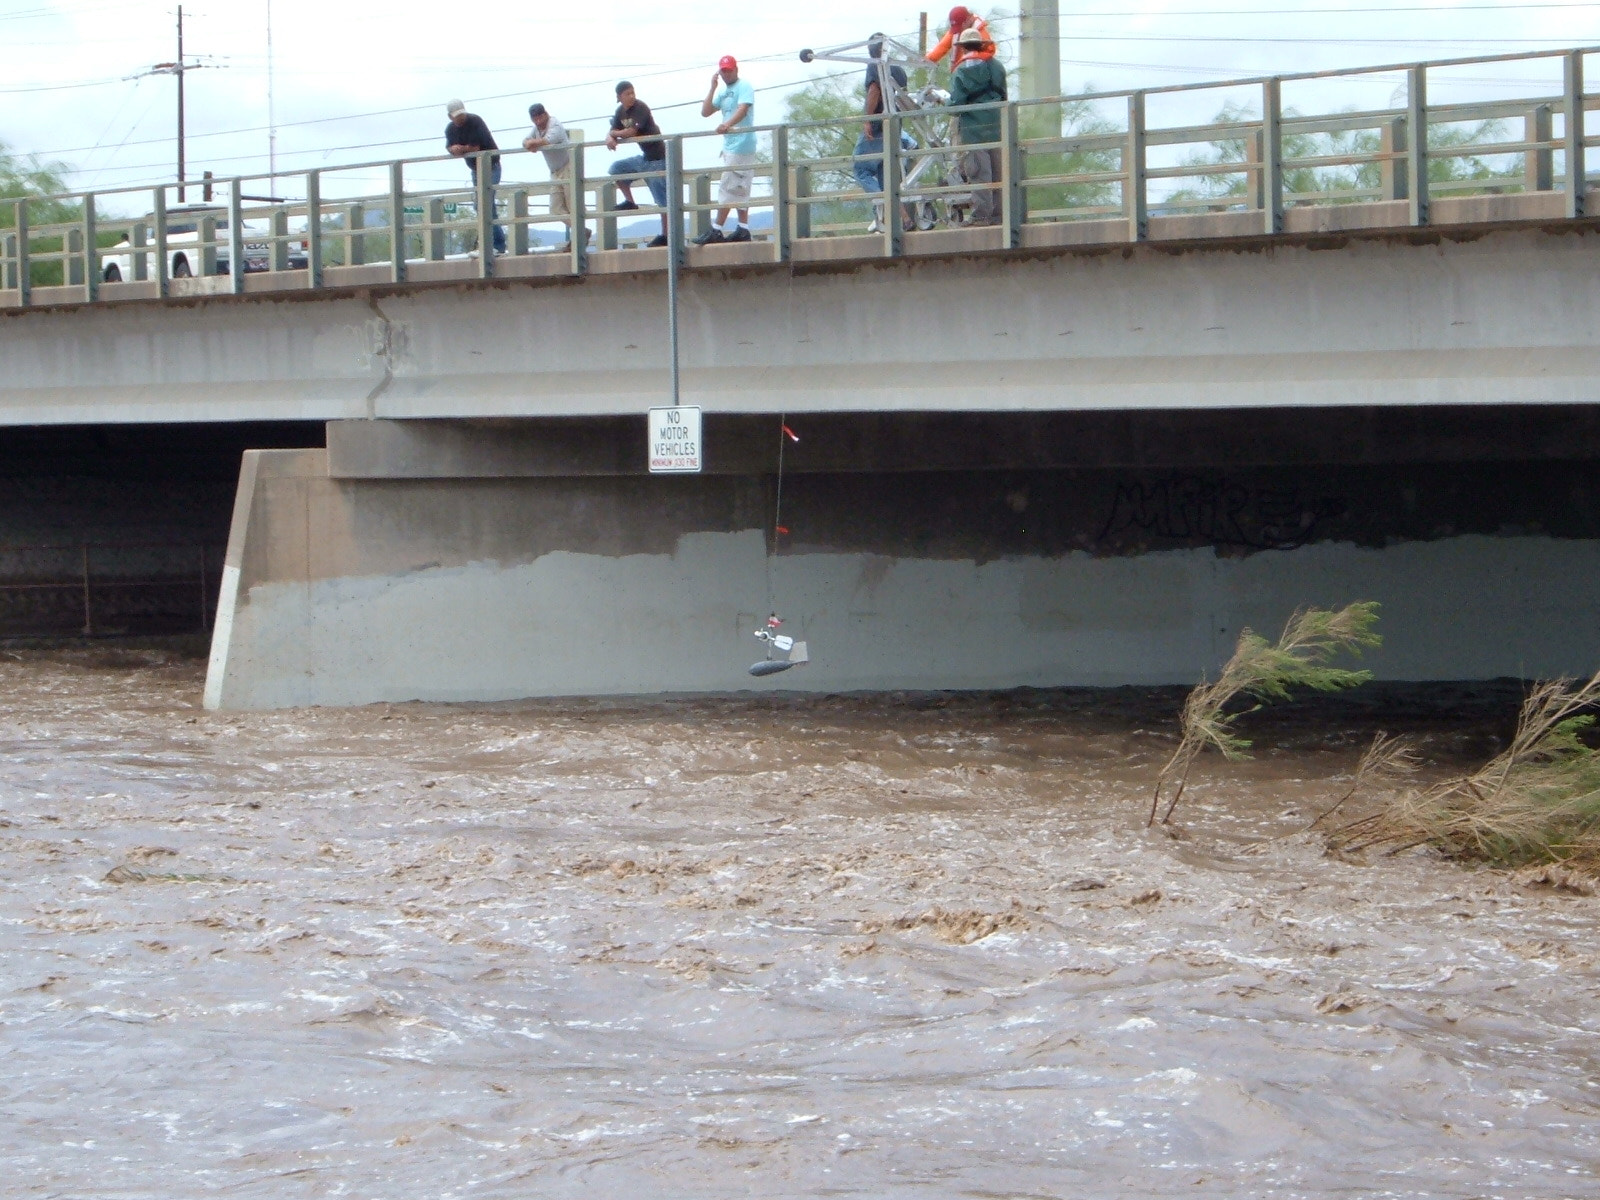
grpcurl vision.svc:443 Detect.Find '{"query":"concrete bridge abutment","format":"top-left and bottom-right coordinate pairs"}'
top-left (203, 410), bottom-right (1600, 709)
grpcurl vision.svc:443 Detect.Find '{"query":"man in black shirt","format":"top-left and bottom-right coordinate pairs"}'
top-left (606, 81), bottom-right (669, 247)
top-left (445, 99), bottom-right (506, 254)
top-left (852, 34), bottom-right (914, 232)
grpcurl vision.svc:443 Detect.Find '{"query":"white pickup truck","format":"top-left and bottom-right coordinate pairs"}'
top-left (101, 203), bottom-right (308, 281)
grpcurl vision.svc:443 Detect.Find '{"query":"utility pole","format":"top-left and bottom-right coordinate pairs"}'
top-left (1019, 2), bottom-right (1062, 101)
top-left (141, 6), bottom-right (208, 198)
top-left (176, 6), bottom-right (186, 197)
top-left (267, 0), bottom-right (277, 186)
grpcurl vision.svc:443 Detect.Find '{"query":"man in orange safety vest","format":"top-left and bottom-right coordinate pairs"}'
top-left (925, 6), bottom-right (994, 69)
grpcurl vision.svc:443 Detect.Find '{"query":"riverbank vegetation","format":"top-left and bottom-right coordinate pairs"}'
top-left (1330, 672), bottom-right (1600, 871)
top-left (1150, 602), bottom-right (1382, 825)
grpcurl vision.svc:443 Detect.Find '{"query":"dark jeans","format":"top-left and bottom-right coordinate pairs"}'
top-left (468, 160), bottom-right (507, 254)
top-left (609, 154), bottom-right (669, 208)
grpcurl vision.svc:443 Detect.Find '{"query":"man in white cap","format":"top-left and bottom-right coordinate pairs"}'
top-left (445, 99), bottom-right (505, 254)
top-left (947, 26), bottom-right (1007, 226)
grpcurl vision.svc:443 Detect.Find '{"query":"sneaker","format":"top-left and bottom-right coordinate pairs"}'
top-left (648, 234), bottom-right (668, 248)
top-left (691, 227), bottom-right (726, 245)
top-left (726, 225), bottom-right (751, 243)
top-left (614, 199), bottom-right (639, 211)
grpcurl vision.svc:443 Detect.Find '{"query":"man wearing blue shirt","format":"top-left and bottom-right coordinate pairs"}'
top-left (693, 55), bottom-right (757, 244)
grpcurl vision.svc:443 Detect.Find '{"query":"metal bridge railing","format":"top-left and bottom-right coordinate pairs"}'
top-left (2, 45), bottom-right (1595, 308)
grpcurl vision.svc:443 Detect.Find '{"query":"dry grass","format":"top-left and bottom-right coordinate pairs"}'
top-left (1148, 603), bottom-right (1382, 826)
top-left (1330, 671), bottom-right (1600, 870)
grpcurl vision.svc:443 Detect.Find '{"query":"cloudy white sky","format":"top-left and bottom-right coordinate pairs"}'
top-left (2, 0), bottom-right (1596, 207)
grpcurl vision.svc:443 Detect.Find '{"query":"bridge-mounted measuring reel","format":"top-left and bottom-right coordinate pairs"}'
top-left (798, 35), bottom-right (973, 231)
top-left (749, 613), bottom-right (809, 677)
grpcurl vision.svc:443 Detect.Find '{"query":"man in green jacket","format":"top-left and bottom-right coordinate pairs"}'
top-left (947, 25), bottom-right (1007, 226)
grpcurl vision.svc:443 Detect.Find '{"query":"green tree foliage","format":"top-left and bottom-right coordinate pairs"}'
top-left (1, 141), bottom-right (83, 287)
top-left (1150, 602), bottom-right (1383, 825)
top-left (1164, 102), bottom-right (1524, 210)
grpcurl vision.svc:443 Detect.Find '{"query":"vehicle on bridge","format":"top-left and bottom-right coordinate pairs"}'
top-left (101, 203), bottom-right (309, 282)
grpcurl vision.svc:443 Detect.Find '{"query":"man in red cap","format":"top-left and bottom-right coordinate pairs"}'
top-left (926, 7), bottom-right (994, 68)
top-left (694, 55), bottom-right (757, 244)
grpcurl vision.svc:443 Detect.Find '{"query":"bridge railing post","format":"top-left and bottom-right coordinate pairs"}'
top-left (770, 125), bottom-right (791, 263)
top-left (425, 198), bottom-right (445, 261)
top-left (692, 172), bottom-right (712, 241)
top-left (1381, 118), bottom-right (1407, 201)
top-left (129, 220), bottom-right (147, 282)
top-left (269, 207), bottom-right (289, 272)
top-left (228, 179), bottom-right (245, 294)
top-left (1126, 92), bottom-right (1147, 242)
top-left (15, 199), bottom-right (30, 306)
top-left (597, 181), bottom-right (619, 252)
top-left (1525, 103), bottom-right (1554, 192)
top-left (1000, 102), bottom-right (1021, 248)
top-left (474, 150), bottom-right (495, 278)
top-left (1407, 65), bottom-right (1429, 225)
top-left (81, 192), bottom-right (98, 301)
top-left (305, 170), bottom-right (322, 288)
top-left (1564, 49), bottom-right (1586, 217)
top-left (153, 188), bottom-right (169, 297)
top-left (2, 230), bottom-right (16, 296)
top-left (66, 228), bottom-right (84, 288)
top-left (389, 161), bottom-right (407, 283)
top-left (567, 142), bottom-right (587, 275)
top-left (792, 164), bottom-right (812, 241)
top-left (1262, 77), bottom-right (1283, 234)
top-left (511, 188), bottom-right (529, 257)
top-left (882, 110), bottom-right (903, 257)
top-left (343, 203), bottom-right (364, 267)
top-left (199, 214), bottom-right (218, 277)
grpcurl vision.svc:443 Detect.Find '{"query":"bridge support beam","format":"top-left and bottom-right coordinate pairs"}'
top-left (204, 413), bottom-right (1600, 710)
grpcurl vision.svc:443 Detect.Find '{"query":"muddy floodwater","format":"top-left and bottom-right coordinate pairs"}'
top-left (2, 649), bottom-right (1598, 1198)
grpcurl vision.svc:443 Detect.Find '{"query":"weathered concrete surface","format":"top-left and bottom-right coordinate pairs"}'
top-left (9, 226), bottom-right (1600, 426)
top-left (204, 445), bottom-right (1600, 709)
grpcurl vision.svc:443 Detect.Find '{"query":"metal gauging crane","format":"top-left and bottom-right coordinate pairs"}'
top-left (798, 35), bottom-right (976, 230)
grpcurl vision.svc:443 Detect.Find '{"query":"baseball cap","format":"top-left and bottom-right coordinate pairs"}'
top-left (446, 98), bottom-right (465, 116)
top-left (615, 80), bottom-right (634, 96)
top-left (949, 6), bottom-right (971, 26)
top-left (719, 55), bottom-right (738, 71)
top-left (528, 102), bottom-right (547, 118)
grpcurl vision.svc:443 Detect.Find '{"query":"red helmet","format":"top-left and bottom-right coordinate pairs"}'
top-left (949, 6), bottom-right (972, 27)
top-left (719, 54), bottom-right (738, 71)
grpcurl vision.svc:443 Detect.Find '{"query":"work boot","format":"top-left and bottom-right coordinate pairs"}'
top-left (691, 227), bottom-right (726, 245)
top-left (726, 225), bottom-right (751, 242)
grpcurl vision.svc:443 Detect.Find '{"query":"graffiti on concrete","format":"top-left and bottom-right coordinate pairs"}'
top-left (1099, 474), bottom-right (1348, 551)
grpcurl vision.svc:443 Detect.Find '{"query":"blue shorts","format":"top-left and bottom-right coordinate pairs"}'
top-left (609, 154), bottom-right (668, 208)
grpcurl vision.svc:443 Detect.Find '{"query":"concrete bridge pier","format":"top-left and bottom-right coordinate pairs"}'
top-left (203, 410), bottom-right (1600, 709)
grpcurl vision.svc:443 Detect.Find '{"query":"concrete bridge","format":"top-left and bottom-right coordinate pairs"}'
top-left (4, 46), bottom-right (1600, 707)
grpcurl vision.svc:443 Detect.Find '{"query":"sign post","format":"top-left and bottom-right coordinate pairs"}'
top-left (648, 406), bottom-right (702, 473)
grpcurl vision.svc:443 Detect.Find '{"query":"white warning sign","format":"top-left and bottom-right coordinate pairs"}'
top-left (648, 406), bottom-right (702, 473)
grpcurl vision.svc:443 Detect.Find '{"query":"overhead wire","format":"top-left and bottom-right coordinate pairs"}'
top-left (10, 7), bottom-right (1593, 185)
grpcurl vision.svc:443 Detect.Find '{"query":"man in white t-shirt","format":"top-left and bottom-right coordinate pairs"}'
top-left (693, 55), bottom-right (757, 244)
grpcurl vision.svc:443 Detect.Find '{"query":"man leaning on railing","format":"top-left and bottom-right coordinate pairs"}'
top-left (947, 25), bottom-right (1006, 227)
top-left (523, 103), bottom-right (586, 252)
top-left (607, 81), bottom-right (670, 248)
top-left (445, 99), bottom-right (507, 255)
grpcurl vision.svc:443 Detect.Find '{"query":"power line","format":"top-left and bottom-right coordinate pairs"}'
top-left (25, 27), bottom-right (924, 160)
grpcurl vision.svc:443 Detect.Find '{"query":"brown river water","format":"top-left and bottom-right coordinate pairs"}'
top-left (2, 648), bottom-right (1597, 1198)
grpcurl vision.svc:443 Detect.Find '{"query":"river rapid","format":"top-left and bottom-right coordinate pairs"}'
top-left (1, 648), bottom-right (1596, 1198)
